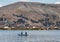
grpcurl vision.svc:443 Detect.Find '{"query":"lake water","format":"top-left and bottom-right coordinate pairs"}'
top-left (0, 30), bottom-right (60, 42)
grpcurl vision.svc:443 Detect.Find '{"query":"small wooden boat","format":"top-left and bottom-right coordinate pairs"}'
top-left (18, 32), bottom-right (28, 36)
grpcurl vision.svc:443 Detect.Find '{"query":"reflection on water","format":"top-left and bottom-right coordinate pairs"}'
top-left (0, 30), bottom-right (60, 42)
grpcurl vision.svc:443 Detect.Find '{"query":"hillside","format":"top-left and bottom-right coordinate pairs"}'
top-left (0, 2), bottom-right (60, 28)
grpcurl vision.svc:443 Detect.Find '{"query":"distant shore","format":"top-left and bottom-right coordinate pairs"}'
top-left (0, 27), bottom-right (59, 30)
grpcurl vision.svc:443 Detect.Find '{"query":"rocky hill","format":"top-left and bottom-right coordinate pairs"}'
top-left (0, 2), bottom-right (60, 28)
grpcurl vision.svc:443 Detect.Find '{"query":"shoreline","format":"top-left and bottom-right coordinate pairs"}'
top-left (0, 28), bottom-right (59, 30)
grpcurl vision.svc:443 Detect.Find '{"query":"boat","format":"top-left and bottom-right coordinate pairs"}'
top-left (18, 32), bottom-right (28, 36)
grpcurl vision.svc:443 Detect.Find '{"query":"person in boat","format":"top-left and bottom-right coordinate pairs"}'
top-left (25, 32), bottom-right (28, 36)
top-left (18, 32), bottom-right (23, 36)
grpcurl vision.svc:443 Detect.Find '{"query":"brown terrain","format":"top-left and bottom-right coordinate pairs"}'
top-left (0, 2), bottom-right (60, 30)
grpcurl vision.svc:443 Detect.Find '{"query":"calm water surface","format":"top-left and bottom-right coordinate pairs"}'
top-left (0, 30), bottom-right (60, 42)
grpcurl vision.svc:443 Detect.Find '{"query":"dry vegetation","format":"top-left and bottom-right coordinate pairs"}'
top-left (0, 27), bottom-right (59, 30)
